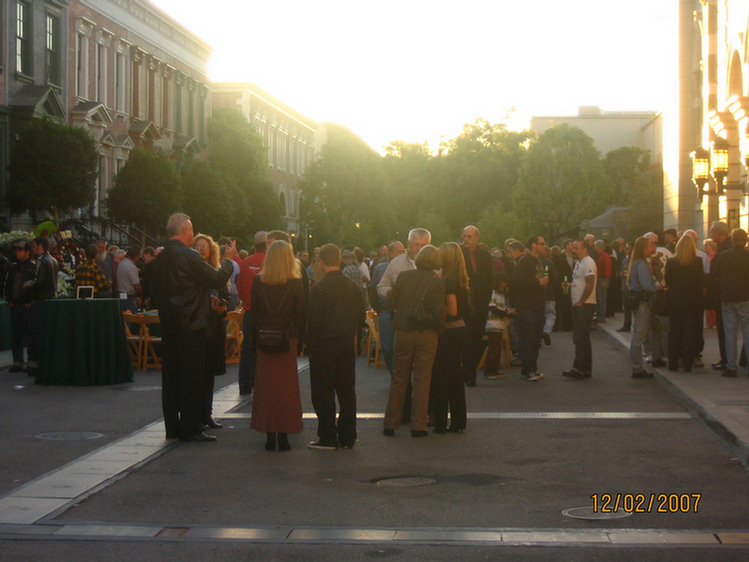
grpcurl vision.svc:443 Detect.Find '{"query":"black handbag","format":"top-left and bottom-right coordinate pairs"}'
top-left (257, 284), bottom-right (291, 353)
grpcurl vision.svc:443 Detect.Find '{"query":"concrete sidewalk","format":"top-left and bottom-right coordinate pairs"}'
top-left (598, 312), bottom-right (749, 466)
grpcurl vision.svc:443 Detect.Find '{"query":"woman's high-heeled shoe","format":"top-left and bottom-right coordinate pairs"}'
top-left (277, 433), bottom-right (291, 451)
top-left (265, 432), bottom-right (277, 451)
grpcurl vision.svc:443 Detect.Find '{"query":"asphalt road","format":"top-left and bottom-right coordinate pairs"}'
top-left (1, 329), bottom-right (748, 561)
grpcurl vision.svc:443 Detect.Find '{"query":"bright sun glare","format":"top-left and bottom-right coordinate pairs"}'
top-left (150, 0), bottom-right (676, 153)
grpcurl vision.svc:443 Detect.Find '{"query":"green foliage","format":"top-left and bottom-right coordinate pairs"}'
top-left (206, 108), bottom-right (281, 236)
top-left (605, 146), bottom-right (664, 238)
top-left (6, 117), bottom-right (99, 218)
top-left (512, 123), bottom-right (611, 237)
top-left (107, 148), bottom-right (181, 240)
top-left (299, 119), bottom-right (663, 251)
top-left (300, 124), bottom-right (390, 248)
top-left (181, 160), bottom-right (236, 239)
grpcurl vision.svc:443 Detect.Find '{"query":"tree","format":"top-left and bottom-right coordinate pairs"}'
top-left (432, 119), bottom-right (532, 233)
top-left (605, 146), bottom-right (664, 238)
top-left (181, 160), bottom-right (236, 238)
top-left (206, 108), bottom-right (281, 236)
top-left (6, 117), bottom-right (99, 220)
top-left (300, 124), bottom-right (390, 248)
top-left (107, 148), bottom-right (182, 245)
top-left (512, 124), bottom-right (611, 238)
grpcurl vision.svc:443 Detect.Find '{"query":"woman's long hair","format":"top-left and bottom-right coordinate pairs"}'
top-left (439, 241), bottom-right (469, 290)
top-left (193, 233), bottom-right (220, 268)
top-left (260, 240), bottom-right (300, 286)
top-left (626, 237), bottom-right (650, 284)
top-left (674, 235), bottom-right (696, 266)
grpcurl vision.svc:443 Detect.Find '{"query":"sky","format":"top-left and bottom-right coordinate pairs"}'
top-left (150, 0), bottom-right (676, 153)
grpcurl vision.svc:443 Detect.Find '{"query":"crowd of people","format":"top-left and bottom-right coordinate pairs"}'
top-left (3, 214), bottom-right (749, 449)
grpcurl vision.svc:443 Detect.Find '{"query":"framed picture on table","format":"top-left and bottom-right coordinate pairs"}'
top-left (76, 285), bottom-right (94, 300)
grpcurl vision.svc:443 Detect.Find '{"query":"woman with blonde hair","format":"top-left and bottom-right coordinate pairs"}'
top-left (193, 233), bottom-right (230, 430)
top-left (627, 236), bottom-right (659, 378)
top-left (250, 240), bottom-right (306, 451)
top-left (664, 234), bottom-right (704, 371)
top-left (430, 242), bottom-right (469, 433)
top-left (383, 244), bottom-right (445, 437)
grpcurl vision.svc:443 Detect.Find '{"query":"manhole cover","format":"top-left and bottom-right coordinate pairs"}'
top-left (112, 385), bottom-right (161, 391)
top-left (374, 476), bottom-right (437, 488)
top-left (562, 506), bottom-right (633, 520)
top-left (36, 432), bottom-right (104, 441)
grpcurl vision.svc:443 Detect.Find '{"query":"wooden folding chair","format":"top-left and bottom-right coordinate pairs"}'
top-left (224, 309), bottom-right (244, 364)
top-left (140, 313), bottom-right (162, 370)
top-left (365, 309), bottom-right (385, 368)
top-left (122, 311), bottom-right (144, 370)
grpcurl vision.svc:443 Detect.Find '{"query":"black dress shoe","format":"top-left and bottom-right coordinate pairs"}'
top-left (165, 432), bottom-right (179, 439)
top-left (383, 428), bottom-right (395, 437)
top-left (446, 426), bottom-right (464, 433)
top-left (631, 370), bottom-right (654, 379)
top-left (411, 430), bottom-right (428, 438)
top-left (179, 432), bottom-right (217, 442)
top-left (712, 361), bottom-right (726, 370)
top-left (203, 418), bottom-right (224, 429)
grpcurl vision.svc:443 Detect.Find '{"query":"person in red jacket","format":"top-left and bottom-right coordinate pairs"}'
top-left (237, 231), bottom-right (267, 395)
top-left (594, 239), bottom-right (612, 323)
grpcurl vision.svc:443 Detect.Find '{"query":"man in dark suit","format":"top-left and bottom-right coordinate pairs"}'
top-left (461, 225), bottom-right (494, 386)
top-left (150, 213), bottom-right (236, 442)
top-left (306, 244), bottom-right (365, 450)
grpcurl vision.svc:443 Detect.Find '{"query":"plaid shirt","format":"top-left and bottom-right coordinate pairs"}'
top-left (74, 259), bottom-right (111, 295)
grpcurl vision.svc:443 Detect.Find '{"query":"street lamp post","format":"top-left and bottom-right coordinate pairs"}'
top-left (710, 136), bottom-right (729, 194)
top-left (690, 147), bottom-right (710, 195)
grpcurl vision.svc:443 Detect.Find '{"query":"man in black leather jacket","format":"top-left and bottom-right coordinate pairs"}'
top-left (150, 213), bottom-right (236, 442)
top-left (25, 237), bottom-right (58, 377)
top-left (5, 240), bottom-right (36, 372)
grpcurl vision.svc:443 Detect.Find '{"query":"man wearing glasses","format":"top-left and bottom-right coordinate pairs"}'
top-left (511, 236), bottom-right (549, 382)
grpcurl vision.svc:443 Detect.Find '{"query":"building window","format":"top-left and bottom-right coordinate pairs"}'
top-left (161, 74), bottom-right (170, 129)
top-left (96, 43), bottom-right (107, 104)
top-left (46, 13), bottom-right (61, 85)
top-left (115, 52), bottom-right (127, 112)
top-left (16, 1), bottom-right (31, 76)
top-left (76, 33), bottom-right (89, 99)
top-left (187, 87), bottom-right (194, 137)
top-left (147, 67), bottom-right (155, 121)
top-left (175, 82), bottom-right (182, 133)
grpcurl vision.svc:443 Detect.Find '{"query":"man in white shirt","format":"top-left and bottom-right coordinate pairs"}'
top-left (116, 246), bottom-right (142, 313)
top-left (377, 228), bottom-right (430, 375)
top-left (563, 239), bottom-right (597, 379)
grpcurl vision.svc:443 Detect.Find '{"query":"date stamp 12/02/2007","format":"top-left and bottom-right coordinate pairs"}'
top-left (591, 493), bottom-right (702, 514)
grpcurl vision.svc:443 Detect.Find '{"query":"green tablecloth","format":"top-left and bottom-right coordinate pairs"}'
top-left (0, 299), bottom-right (10, 351)
top-left (37, 298), bottom-right (134, 385)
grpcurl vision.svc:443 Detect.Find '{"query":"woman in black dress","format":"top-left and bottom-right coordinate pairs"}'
top-left (664, 234), bottom-right (704, 371)
top-left (430, 242), bottom-right (469, 433)
top-left (193, 233), bottom-right (230, 429)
